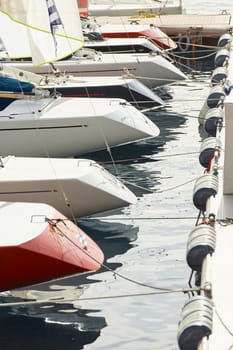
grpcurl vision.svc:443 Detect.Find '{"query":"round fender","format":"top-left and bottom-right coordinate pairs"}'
top-left (178, 34), bottom-right (190, 52)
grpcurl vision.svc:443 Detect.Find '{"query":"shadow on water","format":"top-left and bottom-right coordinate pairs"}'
top-left (77, 110), bottom-right (187, 197)
top-left (79, 109), bottom-right (187, 167)
top-left (0, 306), bottom-right (105, 350)
top-left (78, 219), bottom-right (139, 271)
top-left (167, 48), bottom-right (216, 74)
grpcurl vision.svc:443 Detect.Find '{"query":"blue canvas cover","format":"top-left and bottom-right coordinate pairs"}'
top-left (0, 75), bottom-right (35, 110)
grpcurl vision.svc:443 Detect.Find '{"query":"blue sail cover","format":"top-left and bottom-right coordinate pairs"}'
top-left (0, 75), bottom-right (35, 110)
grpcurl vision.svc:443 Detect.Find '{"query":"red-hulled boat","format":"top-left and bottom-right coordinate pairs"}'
top-left (99, 24), bottom-right (177, 50)
top-left (0, 201), bottom-right (104, 292)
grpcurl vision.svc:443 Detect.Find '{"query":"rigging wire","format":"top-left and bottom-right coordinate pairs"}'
top-left (0, 70), bottom-right (81, 220)
top-left (46, 218), bottom-right (192, 293)
top-left (0, 214), bottom-right (202, 309)
top-left (0, 68), bottom-right (205, 221)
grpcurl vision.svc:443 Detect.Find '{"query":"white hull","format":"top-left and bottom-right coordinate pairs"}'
top-left (0, 156), bottom-right (136, 218)
top-left (84, 37), bottom-right (164, 55)
top-left (0, 96), bottom-right (159, 157)
top-left (7, 51), bottom-right (187, 88)
top-left (35, 74), bottom-right (165, 109)
top-left (1, 65), bottom-right (164, 109)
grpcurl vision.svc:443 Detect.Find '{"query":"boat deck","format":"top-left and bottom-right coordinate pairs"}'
top-left (87, 0), bottom-right (182, 16)
top-left (95, 13), bottom-right (233, 45)
top-left (96, 13), bottom-right (232, 33)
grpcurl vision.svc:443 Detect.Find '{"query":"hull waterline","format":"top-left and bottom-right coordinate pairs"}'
top-left (7, 52), bottom-right (187, 89)
top-left (0, 96), bottom-right (160, 157)
top-left (0, 156), bottom-right (137, 218)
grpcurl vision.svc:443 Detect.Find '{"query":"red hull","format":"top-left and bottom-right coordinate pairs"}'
top-left (77, 0), bottom-right (89, 17)
top-left (102, 27), bottom-right (177, 50)
top-left (0, 213), bottom-right (104, 292)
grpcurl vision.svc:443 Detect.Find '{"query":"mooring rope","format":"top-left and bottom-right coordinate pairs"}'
top-left (0, 287), bottom-right (201, 308)
top-left (214, 305), bottom-right (233, 338)
top-left (99, 151), bottom-right (200, 165)
top-left (47, 218), bottom-right (173, 292)
top-left (81, 216), bottom-right (197, 221)
top-left (0, 215), bottom-right (203, 309)
top-left (121, 175), bottom-right (198, 194)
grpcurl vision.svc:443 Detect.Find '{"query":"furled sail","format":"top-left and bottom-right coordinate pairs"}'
top-left (0, 0), bottom-right (84, 66)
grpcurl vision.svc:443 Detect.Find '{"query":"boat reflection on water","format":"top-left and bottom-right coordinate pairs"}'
top-left (79, 110), bottom-right (187, 167)
top-left (0, 303), bottom-right (106, 350)
top-left (79, 110), bottom-right (187, 197)
top-left (0, 220), bottom-right (139, 350)
top-left (0, 276), bottom-right (107, 349)
top-left (78, 219), bottom-right (139, 270)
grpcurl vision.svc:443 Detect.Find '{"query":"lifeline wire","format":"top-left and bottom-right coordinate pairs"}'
top-left (121, 175), bottom-right (198, 194)
top-left (174, 50), bottom-right (217, 62)
top-left (0, 287), bottom-right (201, 308)
top-left (99, 150), bottom-right (200, 195)
top-left (100, 151), bottom-right (200, 165)
top-left (214, 306), bottom-right (233, 338)
top-left (81, 216), bottom-right (197, 221)
top-left (47, 218), bottom-right (189, 293)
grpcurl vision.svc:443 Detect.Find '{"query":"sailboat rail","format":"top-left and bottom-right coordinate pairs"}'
top-left (37, 91), bottom-right (62, 112)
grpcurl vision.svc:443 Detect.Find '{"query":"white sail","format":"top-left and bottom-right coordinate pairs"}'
top-left (0, 0), bottom-right (84, 66)
top-left (0, 11), bottom-right (30, 58)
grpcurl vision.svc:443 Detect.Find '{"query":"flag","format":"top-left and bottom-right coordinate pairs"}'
top-left (45, 0), bottom-right (63, 54)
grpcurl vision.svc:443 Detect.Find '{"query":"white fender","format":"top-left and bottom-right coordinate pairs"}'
top-left (178, 33), bottom-right (191, 52)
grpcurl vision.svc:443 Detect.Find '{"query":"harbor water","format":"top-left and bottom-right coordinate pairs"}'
top-left (0, 1), bottom-right (232, 349)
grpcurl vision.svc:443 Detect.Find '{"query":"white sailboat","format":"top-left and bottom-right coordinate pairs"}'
top-left (0, 9), bottom-right (165, 109)
top-left (0, 2), bottom-right (187, 89)
top-left (83, 37), bottom-right (163, 54)
top-left (0, 0), bottom-right (161, 157)
top-left (37, 74), bottom-right (165, 109)
top-left (0, 155), bottom-right (137, 218)
top-left (7, 52), bottom-right (187, 89)
top-left (84, 0), bottom-right (183, 17)
top-left (0, 78), bottom-right (160, 157)
top-left (0, 0), bottom-right (106, 293)
top-left (0, 64), bottom-right (165, 110)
